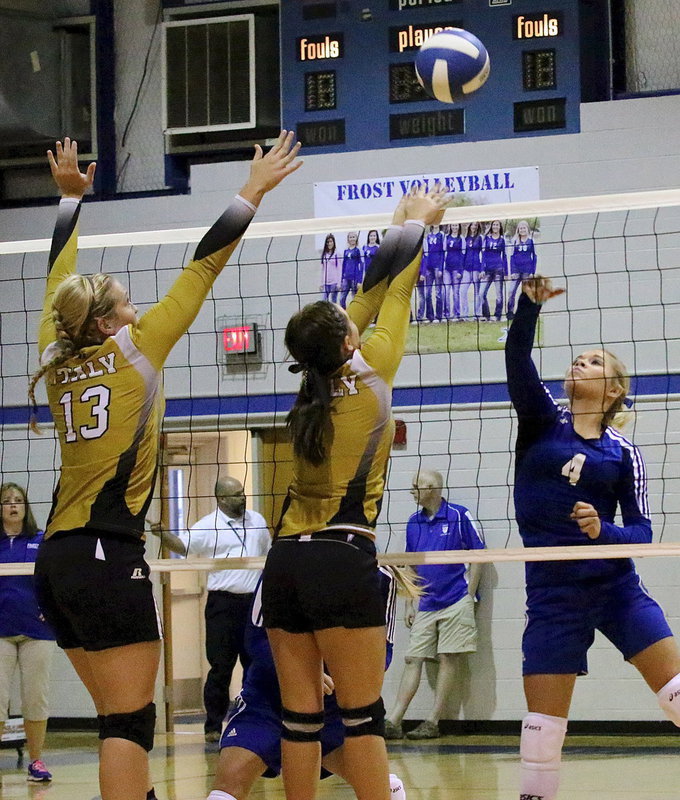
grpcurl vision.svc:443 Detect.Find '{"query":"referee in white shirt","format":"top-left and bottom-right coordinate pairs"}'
top-left (179, 476), bottom-right (271, 742)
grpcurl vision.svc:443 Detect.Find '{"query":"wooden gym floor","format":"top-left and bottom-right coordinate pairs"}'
top-left (1, 724), bottom-right (679, 799)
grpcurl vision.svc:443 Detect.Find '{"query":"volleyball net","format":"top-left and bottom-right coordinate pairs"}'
top-left (2, 187), bottom-right (680, 573)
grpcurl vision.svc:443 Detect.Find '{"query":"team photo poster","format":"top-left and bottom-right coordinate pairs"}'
top-left (314, 168), bottom-right (541, 353)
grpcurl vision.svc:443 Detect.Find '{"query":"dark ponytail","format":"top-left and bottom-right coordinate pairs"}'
top-left (285, 301), bottom-right (349, 465)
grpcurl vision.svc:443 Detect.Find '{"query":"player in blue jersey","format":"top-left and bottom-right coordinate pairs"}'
top-left (461, 221), bottom-right (483, 320)
top-left (480, 220), bottom-right (507, 322)
top-left (506, 276), bottom-right (680, 800)
top-left (443, 223), bottom-right (465, 320)
top-left (362, 229), bottom-right (381, 275)
top-left (506, 221), bottom-right (537, 321)
top-left (425, 225), bottom-right (445, 321)
top-left (339, 232), bottom-right (363, 308)
top-left (206, 567), bottom-right (408, 800)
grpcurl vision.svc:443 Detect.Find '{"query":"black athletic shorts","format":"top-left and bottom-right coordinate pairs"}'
top-left (34, 529), bottom-right (163, 652)
top-left (261, 531), bottom-right (385, 633)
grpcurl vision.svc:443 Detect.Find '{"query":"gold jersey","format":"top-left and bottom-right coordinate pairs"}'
top-left (277, 222), bottom-right (424, 539)
top-left (39, 197), bottom-right (254, 538)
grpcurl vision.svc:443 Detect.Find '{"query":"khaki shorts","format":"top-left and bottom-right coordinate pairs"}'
top-left (0, 636), bottom-right (55, 722)
top-left (406, 594), bottom-right (477, 659)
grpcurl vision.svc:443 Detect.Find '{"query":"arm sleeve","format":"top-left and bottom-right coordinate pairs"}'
top-left (132, 196), bottom-right (255, 368)
top-left (360, 221), bottom-right (425, 383)
top-left (347, 225), bottom-right (403, 334)
top-left (39, 198), bottom-right (81, 354)
top-left (461, 510), bottom-right (486, 549)
top-left (179, 527), bottom-right (207, 558)
top-left (597, 445), bottom-right (652, 545)
top-left (405, 518), bottom-right (416, 553)
top-left (505, 292), bottom-right (561, 422)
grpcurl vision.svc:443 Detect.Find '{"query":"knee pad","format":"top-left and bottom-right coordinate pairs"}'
top-left (657, 673), bottom-right (680, 727)
top-left (389, 772), bottom-right (406, 800)
top-left (281, 707), bottom-right (324, 743)
top-left (99, 702), bottom-right (156, 752)
top-left (97, 714), bottom-right (105, 737)
top-left (339, 697), bottom-right (385, 738)
top-left (520, 713), bottom-right (567, 770)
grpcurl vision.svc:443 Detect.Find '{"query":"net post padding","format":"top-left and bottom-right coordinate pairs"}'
top-left (3, 543), bottom-right (680, 575)
top-left (2, 188), bottom-right (680, 254)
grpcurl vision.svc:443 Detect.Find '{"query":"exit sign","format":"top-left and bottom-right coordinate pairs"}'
top-left (222, 323), bottom-right (259, 355)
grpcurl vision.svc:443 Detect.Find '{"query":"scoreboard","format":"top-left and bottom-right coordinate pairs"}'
top-left (280, 0), bottom-right (581, 153)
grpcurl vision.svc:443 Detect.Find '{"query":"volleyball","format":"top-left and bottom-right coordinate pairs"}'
top-left (415, 29), bottom-right (490, 103)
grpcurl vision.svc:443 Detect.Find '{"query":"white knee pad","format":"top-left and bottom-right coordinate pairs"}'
top-left (389, 773), bottom-right (406, 800)
top-left (207, 792), bottom-right (237, 800)
top-left (519, 714), bottom-right (567, 800)
top-left (657, 673), bottom-right (680, 727)
top-left (520, 713), bottom-right (567, 769)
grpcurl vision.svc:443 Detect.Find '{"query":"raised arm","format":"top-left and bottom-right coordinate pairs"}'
top-left (347, 194), bottom-right (408, 334)
top-left (134, 131), bottom-right (302, 368)
top-left (361, 186), bottom-right (449, 383)
top-left (39, 139), bottom-right (96, 354)
top-left (505, 277), bottom-right (564, 422)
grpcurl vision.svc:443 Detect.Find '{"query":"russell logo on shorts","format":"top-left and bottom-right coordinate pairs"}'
top-left (130, 567), bottom-right (145, 579)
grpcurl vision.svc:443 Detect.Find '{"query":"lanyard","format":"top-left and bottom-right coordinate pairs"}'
top-left (227, 520), bottom-right (247, 556)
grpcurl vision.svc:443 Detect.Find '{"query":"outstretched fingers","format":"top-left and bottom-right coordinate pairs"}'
top-left (47, 138), bottom-right (96, 197)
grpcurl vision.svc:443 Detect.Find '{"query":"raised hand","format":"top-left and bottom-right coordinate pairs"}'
top-left (241, 130), bottom-right (303, 206)
top-left (391, 192), bottom-right (409, 227)
top-left (47, 138), bottom-right (96, 199)
top-left (522, 274), bottom-right (565, 305)
top-left (404, 183), bottom-right (450, 227)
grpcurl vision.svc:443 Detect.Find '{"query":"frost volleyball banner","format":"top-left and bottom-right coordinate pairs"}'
top-left (313, 167), bottom-right (541, 353)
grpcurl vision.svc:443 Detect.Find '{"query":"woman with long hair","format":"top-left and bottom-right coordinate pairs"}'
top-left (506, 276), bottom-right (680, 800)
top-left (461, 221), bottom-right (483, 320)
top-left (320, 233), bottom-right (341, 303)
top-left (30, 133), bottom-right (301, 800)
top-left (262, 185), bottom-right (448, 800)
top-left (443, 222), bottom-right (465, 320)
top-left (480, 220), bottom-right (507, 322)
top-left (0, 483), bottom-right (56, 782)
top-left (506, 219), bottom-right (537, 320)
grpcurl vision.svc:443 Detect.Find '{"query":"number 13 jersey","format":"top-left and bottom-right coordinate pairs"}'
top-left (39, 195), bottom-right (254, 539)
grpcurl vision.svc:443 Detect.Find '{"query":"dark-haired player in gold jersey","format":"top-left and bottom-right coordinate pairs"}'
top-left (31, 134), bottom-right (301, 800)
top-left (262, 185), bottom-right (449, 800)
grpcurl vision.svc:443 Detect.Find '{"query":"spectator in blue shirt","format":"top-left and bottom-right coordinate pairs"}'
top-left (384, 469), bottom-right (485, 740)
top-left (0, 483), bottom-right (56, 783)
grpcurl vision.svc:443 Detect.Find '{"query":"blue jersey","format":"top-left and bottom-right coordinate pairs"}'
top-left (482, 235), bottom-right (507, 274)
top-left (444, 234), bottom-right (464, 271)
top-left (0, 531), bottom-right (55, 640)
top-left (511, 238), bottom-right (537, 275)
top-left (406, 500), bottom-right (485, 612)
top-left (244, 566), bottom-right (397, 709)
top-left (506, 293), bottom-right (651, 588)
top-left (362, 244), bottom-right (379, 272)
top-left (425, 231), bottom-right (445, 271)
top-left (341, 247), bottom-right (363, 283)
top-left (463, 235), bottom-right (483, 271)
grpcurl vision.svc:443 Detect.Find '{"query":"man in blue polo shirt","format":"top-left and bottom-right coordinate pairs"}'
top-left (385, 468), bottom-right (485, 740)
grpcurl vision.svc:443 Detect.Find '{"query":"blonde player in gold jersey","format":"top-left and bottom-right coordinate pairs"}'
top-left (261, 185), bottom-right (449, 800)
top-left (29, 134), bottom-right (301, 800)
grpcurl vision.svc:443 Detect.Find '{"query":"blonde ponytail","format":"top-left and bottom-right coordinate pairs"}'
top-left (28, 272), bottom-right (116, 434)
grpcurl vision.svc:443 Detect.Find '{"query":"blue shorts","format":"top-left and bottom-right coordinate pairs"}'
top-left (523, 571), bottom-right (673, 676)
top-left (220, 691), bottom-right (345, 778)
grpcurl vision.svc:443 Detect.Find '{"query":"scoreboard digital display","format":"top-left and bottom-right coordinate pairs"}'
top-left (281, 0), bottom-right (580, 153)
